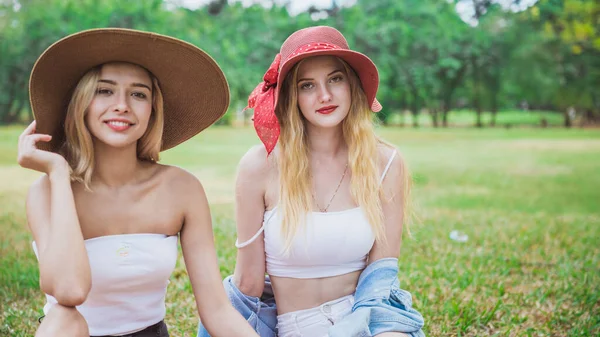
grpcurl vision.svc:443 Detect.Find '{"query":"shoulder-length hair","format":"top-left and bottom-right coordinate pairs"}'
top-left (60, 63), bottom-right (164, 190)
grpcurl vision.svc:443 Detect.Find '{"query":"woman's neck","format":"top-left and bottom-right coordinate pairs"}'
top-left (306, 125), bottom-right (346, 158)
top-left (91, 142), bottom-right (144, 188)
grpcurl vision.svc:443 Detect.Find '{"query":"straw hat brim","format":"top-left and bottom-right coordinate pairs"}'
top-left (275, 49), bottom-right (381, 112)
top-left (29, 28), bottom-right (229, 152)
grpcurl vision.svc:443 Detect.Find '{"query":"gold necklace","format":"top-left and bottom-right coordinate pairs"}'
top-left (313, 163), bottom-right (349, 213)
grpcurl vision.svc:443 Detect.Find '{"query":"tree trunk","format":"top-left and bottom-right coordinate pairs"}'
top-left (9, 98), bottom-right (27, 123)
top-left (2, 105), bottom-right (19, 124)
top-left (470, 55), bottom-right (483, 128)
top-left (442, 107), bottom-right (450, 127)
top-left (489, 84), bottom-right (498, 127)
top-left (408, 82), bottom-right (420, 128)
top-left (0, 77), bottom-right (19, 125)
top-left (583, 109), bottom-right (593, 125)
top-left (398, 98), bottom-right (406, 127)
top-left (441, 97), bottom-right (450, 127)
top-left (431, 108), bottom-right (439, 128)
top-left (563, 109), bottom-right (572, 128)
top-left (473, 87), bottom-right (483, 128)
top-left (0, 101), bottom-right (14, 123)
top-left (438, 63), bottom-right (467, 128)
top-left (2, 95), bottom-right (24, 124)
top-left (0, 97), bottom-right (17, 124)
top-left (411, 101), bottom-right (420, 128)
top-left (490, 104), bottom-right (497, 127)
top-left (411, 109), bottom-right (419, 128)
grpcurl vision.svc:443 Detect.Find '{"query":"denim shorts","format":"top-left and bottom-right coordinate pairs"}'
top-left (276, 295), bottom-right (354, 337)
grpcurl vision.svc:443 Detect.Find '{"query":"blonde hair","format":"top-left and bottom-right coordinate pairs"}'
top-left (61, 63), bottom-right (165, 190)
top-left (275, 57), bottom-right (411, 252)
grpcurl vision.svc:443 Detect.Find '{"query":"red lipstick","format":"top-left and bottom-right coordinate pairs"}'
top-left (316, 105), bottom-right (338, 114)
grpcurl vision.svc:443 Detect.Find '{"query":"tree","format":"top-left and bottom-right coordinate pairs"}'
top-left (531, 0), bottom-right (600, 127)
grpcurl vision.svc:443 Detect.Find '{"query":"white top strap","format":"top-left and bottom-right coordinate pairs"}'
top-left (234, 207), bottom-right (278, 248)
top-left (235, 225), bottom-right (265, 248)
top-left (379, 150), bottom-right (397, 184)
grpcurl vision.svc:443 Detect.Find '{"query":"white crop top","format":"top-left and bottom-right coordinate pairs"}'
top-left (236, 150), bottom-right (396, 279)
top-left (33, 233), bottom-right (178, 336)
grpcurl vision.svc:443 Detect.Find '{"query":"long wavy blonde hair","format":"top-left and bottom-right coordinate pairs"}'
top-left (60, 63), bottom-right (165, 190)
top-left (275, 57), bottom-right (411, 252)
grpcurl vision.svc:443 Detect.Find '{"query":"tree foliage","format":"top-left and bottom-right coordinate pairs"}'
top-left (0, 0), bottom-right (597, 127)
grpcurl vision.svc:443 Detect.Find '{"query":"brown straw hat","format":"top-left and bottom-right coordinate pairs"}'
top-left (29, 28), bottom-right (229, 152)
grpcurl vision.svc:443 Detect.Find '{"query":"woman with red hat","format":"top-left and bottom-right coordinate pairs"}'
top-left (216, 26), bottom-right (425, 336)
top-left (18, 28), bottom-right (259, 337)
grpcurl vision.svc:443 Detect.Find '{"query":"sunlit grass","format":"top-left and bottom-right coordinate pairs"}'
top-left (1, 125), bottom-right (599, 336)
top-left (389, 109), bottom-right (566, 127)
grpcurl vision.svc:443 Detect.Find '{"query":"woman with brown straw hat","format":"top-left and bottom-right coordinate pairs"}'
top-left (17, 28), bottom-right (259, 337)
top-left (200, 26), bottom-right (426, 337)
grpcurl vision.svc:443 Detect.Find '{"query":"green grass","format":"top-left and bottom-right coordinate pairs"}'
top-left (388, 109), bottom-right (566, 128)
top-left (1, 125), bottom-right (599, 336)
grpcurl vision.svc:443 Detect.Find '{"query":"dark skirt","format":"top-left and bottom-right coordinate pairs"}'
top-left (92, 320), bottom-right (169, 337)
top-left (38, 315), bottom-right (169, 337)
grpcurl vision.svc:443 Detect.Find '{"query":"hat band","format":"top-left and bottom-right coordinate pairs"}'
top-left (287, 42), bottom-right (342, 60)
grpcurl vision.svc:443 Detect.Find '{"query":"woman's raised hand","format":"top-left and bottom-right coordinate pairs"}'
top-left (17, 120), bottom-right (69, 175)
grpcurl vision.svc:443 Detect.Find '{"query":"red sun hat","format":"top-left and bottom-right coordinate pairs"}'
top-left (246, 25), bottom-right (382, 155)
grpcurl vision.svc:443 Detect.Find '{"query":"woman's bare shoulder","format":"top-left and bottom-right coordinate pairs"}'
top-left (157, 164), bottom-right (203, 192)
top-left (376, 141), bottom-right (409, 188)
top-left (377, 141), bottom-right (404, 166)
top-left (238, 144), bottom-right (276, 181)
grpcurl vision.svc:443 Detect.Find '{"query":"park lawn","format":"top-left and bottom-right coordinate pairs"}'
top-left (389, 109), bottom-right (566, 128)
top-left (1, 125), bottom-right (599, 336)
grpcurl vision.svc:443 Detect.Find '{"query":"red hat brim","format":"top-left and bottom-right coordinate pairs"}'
top-left (274, 49), bottom-right (382, 113)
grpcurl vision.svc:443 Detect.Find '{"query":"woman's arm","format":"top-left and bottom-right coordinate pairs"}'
top-left (232, 145), bottom-right (270, 297)
top-left (19, 121), bottom-right (91, 306)
top-left (177, 169), bottom-right (259, 336)
top-left (368, 146), bottom-right (409, 262)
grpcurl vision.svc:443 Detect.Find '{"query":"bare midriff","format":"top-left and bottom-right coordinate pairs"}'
top-left (270, 270), bottom-right (362, 314)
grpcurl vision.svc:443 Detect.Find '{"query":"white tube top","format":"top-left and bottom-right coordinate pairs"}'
top-left (32, 233), bottom-right (178, 336)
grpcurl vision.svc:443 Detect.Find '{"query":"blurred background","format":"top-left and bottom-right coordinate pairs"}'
top-left (0, 0), bottom-right (598, 128)
top-left (1, 1), bottom-right (599, 336)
